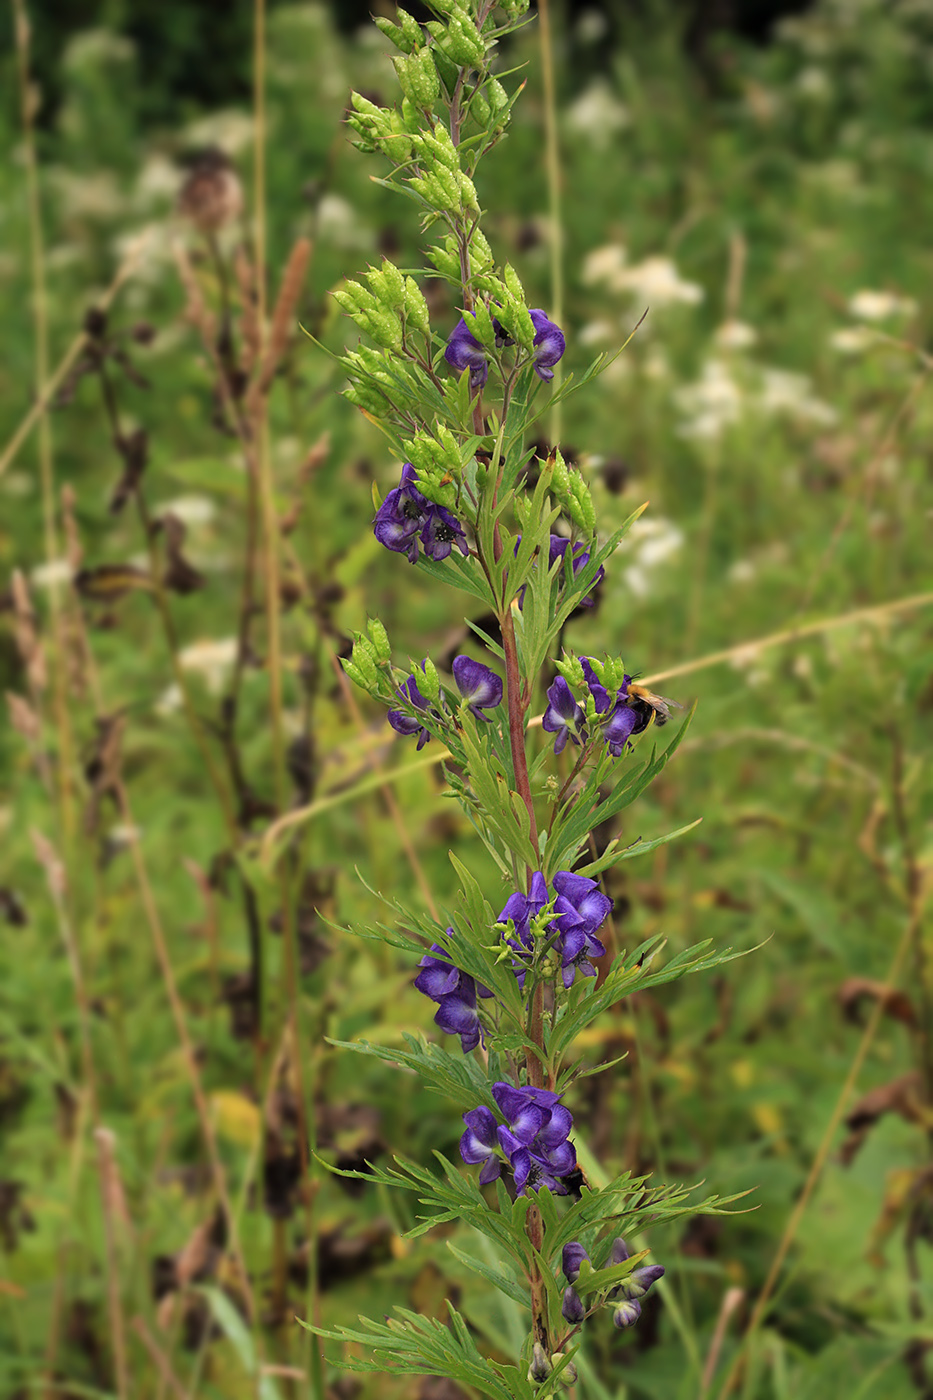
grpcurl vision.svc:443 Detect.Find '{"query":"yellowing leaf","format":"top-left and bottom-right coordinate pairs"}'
top-left (210, 1091), bottom-right (260, 1148)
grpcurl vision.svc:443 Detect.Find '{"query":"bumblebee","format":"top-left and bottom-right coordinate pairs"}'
top-left (626, 682), bottom-right (681, 730)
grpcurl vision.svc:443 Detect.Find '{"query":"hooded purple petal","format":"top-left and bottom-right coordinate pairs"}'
top-left (444, 317), bottom-right (489, 389)
top-left (562, 1241), bottom-right (590, 1284)
top-left (529, 309), bottom-right (565, 382)
top-left (452, 655), bottom-right (503, 718)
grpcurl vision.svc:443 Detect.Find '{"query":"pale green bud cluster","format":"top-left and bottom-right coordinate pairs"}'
top-left (402, 426), bottom-right (462, 505)
top-left (332, 278), bottom-right (403, 352)
top-left (555, 655), bottom-right (585, 690)
top-left (425, 7), bottom-right (487, 67)
top-left (545, 449), bottom-right (597, 535)
top-left (345, 618), bottom-right (393, 691)
top-left (346, 92), bottom-right (413, 163)
top-left (417, 656), bottom-right (441, 702)
top-left (426, 228), bottom-right (494, 284)
top-left (373, 6), bottom-right (424, 55)
top-left (334, 261), bottom-right (432, 353)
top-left (393, 48), bottom-right (441, 109)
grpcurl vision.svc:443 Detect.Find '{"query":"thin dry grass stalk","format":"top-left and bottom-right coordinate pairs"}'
top-left (248, 236), bottom-right (312, 410)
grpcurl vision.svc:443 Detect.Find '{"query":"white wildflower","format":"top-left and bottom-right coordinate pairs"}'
top-left (830, 325), bottom-right (878, 354)
top-left (796, 66), bottom-right (832, 100)
top-left (714, 319), bottom-right (758, 351)
top-left (183, 110), bottom-right (254, 157)
top-left (565, 80), bottom-right (630, 148)
top-left (316, 193), bottom-right (374, 250)
top-left (616, 517), bottom-right (684, 596)
top-left (155, 494), bottom-right (217, 528)
top-left (758, 368), bottom-right (837, 425)
top-left (50, 169), bottom-right (125, 222)
top-left (135, 153), bottom-right (180, 208)
top-left (675, 359), bottom-right (743, 441)
top-left (578, 319), bottom-right (617, 347)
top-left (156, 683), bottom-right (182, 716)
top-left (848, 289), bottom-right (916, 322)
top-left (178, 637), bottom-right (238, 693)
top-left (30, 558), bottom-right (72, 590)
top-left (581, 243), bottom-right (627, 288)
top-left (610, 256), bottom-right (704, 308)
top-left (728, 558), bottom-right (757, 584)
top-left (575, 8), bottom-right (609, 42)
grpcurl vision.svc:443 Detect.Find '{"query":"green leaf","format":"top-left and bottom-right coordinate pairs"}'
top-left (446, 1238), bottom-right (531, 1307)
top-left (197, 1286), bottom-right (283, 1400)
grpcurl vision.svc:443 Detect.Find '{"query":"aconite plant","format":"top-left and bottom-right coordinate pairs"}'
top-left (304, 2), bottom-right (743, 1391)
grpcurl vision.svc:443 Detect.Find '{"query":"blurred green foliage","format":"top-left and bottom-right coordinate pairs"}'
top-left (1, 1), bottom-right (932, 1396)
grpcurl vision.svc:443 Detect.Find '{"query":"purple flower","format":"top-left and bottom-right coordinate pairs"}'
top-left (542, 676), bottom-right (585, 756)
top-left (373, 463), bottom-right (468, 564)
top-left (529, 309), bottom-right (565, 382)
top-left (580, 657), bottom-right (613, 715)
top-left (373, 463), bottom-right (428, 562)
top-left (459, 1107), bottom-right (501, 1185)
top-left (621, 1264), bottom-right (665, 1299)
top-left (434, 975), bottom-right (483, 1054)
top-left (551, 871), bottom-right (611, 987)
top-left (420, 504), bottom-right (469, 562)
top-left (562, 1241), bottom-right (591, 1284)
top-left (613, 1298), bottom-right (642, 1329)
top-left (498, 871), bottom-right (549, 952)
top-left (604, 701), bottom-right (638, 757)
top-left (452, 655), bottom-right (502, 720)
top-left (414, 936), bottom-right (492, 1054)
top-left (444, 317), bottom-right (488, 390)
top-left (562, 1286), bottom-right (585, 1324)
top-left (550, 538), bottom-right (604, 608)
top-left (386, 673), bottom-right (433, 750)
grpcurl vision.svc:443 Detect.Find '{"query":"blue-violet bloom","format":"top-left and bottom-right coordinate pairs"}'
top-left (386, 673), bottom-right (433, 750)
top-left (452, 655), bottom-right (502, 720)
top-left (542, 676), bottom-right (586, 755)
top-left (444, 317), bottom-right (488, 390)
top-left (373, 463), bottom-right (428, 563)
top-left (529, 309), bottom-right (566, 382)
top-left (459, 1107), bottom-right (501, 1185)
top-left (419, 504), bottom-right (468, 562)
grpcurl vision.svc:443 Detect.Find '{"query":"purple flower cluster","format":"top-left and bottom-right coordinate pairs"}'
top-left (561, 1237), bottom-right (664, 1331)
top-left (460, 1081), bottom-right (576, 1193)
top-left (444, 310), bottom-right (565, 390)
top-left (414, 938), bottom-right (493, 1054)
top-left (387, 655), bottom-right (501, 748)
top-left (498, 870), bottom-right (612, 989)
top-left (543, 658), bottom-right (650, 759)
top-left (515, 535), bottom-right (605, 612)
top-left (373, 463), bottom-right (468, 564)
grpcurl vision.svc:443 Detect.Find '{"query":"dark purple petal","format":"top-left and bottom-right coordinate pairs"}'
top-left (387, 709), bottom-right (425, 738)
top-left (536, 1103), bottom-right (573, 1149)
top-left (542, 676), bottom-right (585, 755)
top-left (413, 947), bottom-right (460, 999)
top-left (509, 1146), bottom-right (532, 1192)
top-left (493, 1083), bottom-right (547, 1144)
top-left (420, 506), bottom-right (468, 562)
top-left (613, 1298), bottom-right (642, 1329)
top-left (562, 1241), bottom-right (590, 1284)
top-left (373, 465), bottom-right (430, 562)
top-left (562, 1286), bottom-right (585, 1324)
top-left (552, 871), bottom-right (613, 935)
top-left (460, 1106), bottom-right (498, 1163)
top-left (452, 655), bottom-right (503, 717)
top-left (580, 657), bottom-right (612, 714)
top-left (539, 1138), bottom-right (576, 1177)
top-left (609, 1237), bottom-right (631, 1266)
top-left (604, 702), bottom-right (638, 757)
top-left (623, 1265), bottom-right (665, 1299)
top-left (444, 317), bottom-right (489, 389)
top-left (529, 309), bottom-right (565, 382)
top-left (478, 1156), bottom-right (501, 1185)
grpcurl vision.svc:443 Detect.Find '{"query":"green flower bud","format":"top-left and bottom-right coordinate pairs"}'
top-left (443, 13), bottom-right (486, 66)
top-left (427, 241), bottom-right (460, 279)
top-left (528, 1342), bottom-right (552, 1385)
top-left (342, 659), bottom-right (367, 689)
top-left (374, 259), bottom-right (407, 309)
top-left (393, 48), bottom-right (439, 108)
top-left (555, 655), bottom-right (585, 690)
top-left (362, 309), bottom-right (403, 353)
top-left (403, 278), bottom-right (431, 334)
top-left (569, 474), bottom-right (597, 534)
top-left (397, 7), bottom-right (424, 49)
top-left (487, 78), bottom-right (508, 113)
top-left (458, 170), bottom-right (480, 211)
top-left (419, 657), bottom-right (440, 702)
top-left (469, 300), bottom-right (496, 350)
top-left (367, 618), bottom-right (391, 664)
top-left (350, 637), bottom-right (378, 688)
top-left (373, 16), bottom-right (409, 52)
top-left (470, 89), bottom-right (491, 126)
top-left (470, 228), bottom-right (494, 274)
top-left (423, 123), bottom-right (459, 170)
top-left (549, 447), bottom-right (570, 499)
top-left (343, 383), bottom-right (386, 415)
top-left (503, 262), bottom-right (525, 305)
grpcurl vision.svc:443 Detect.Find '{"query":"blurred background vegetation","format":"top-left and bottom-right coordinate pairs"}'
top-left (1, 0), bottom-right (932, 1397)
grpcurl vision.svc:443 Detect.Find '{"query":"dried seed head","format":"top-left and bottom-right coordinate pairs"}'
top-left (178, 148), bottom-right (243, 234)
